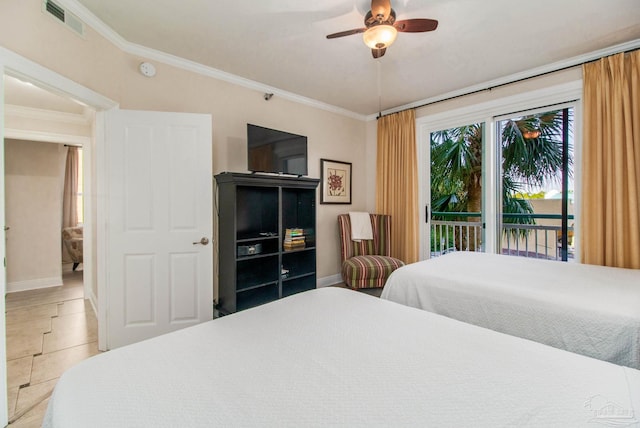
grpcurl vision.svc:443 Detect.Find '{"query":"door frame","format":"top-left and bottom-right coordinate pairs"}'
top-left (0, 47), bottom-right (118, 360)
top-left (416, 80), bottom-right (583, 261)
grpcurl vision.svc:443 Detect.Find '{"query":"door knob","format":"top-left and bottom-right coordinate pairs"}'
top-left (193, 237), bottom-right (209, 246)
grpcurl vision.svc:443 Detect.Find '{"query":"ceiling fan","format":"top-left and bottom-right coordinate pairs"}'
top-left (326, 0), bottom-right (438, 58)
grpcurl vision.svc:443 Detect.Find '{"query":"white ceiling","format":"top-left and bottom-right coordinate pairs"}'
top-left (70, 0), bottom-right (640, 117)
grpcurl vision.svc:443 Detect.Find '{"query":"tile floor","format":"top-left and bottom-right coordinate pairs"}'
top-left (5, 269), bottom-right (99, 427)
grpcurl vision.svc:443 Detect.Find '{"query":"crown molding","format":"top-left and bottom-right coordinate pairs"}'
top-left (56, 0), bottom-right (368, 122)
top-left (5, 104), bottom-right (90, 125)
top-left (4, 128), bottom-right (91, 145)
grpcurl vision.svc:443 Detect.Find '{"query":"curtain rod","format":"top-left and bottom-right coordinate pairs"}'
top-left (377, 46), bottom-right (640, 120)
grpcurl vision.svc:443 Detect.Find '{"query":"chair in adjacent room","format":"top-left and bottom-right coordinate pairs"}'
top-left (337, 214), bottom-right (405, 289)
top-left (62, 226), bottom-right (83, 271)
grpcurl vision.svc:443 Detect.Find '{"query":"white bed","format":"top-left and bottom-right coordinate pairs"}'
top-left (45, 287), bottom-right (640, 427)
top-left (381, 251), bottom-right (640, 369)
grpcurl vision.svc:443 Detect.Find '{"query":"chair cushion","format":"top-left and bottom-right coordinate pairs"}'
top-left (62, 226), bottom-right (83, 240)
top-left (342, 255), bottom-right (405, 289)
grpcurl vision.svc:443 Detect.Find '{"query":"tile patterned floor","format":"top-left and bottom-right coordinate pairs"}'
top-left (5, 269), bottom-right (99, 427)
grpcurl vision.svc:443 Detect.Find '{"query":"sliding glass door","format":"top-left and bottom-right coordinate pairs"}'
top-left (497, 107), bottom-right (574, 261)
top-left (422, 103), bottom-right (577, 262)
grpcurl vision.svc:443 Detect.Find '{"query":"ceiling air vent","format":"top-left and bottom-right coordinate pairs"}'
top-left (42, 0), bottom-right (85, 37)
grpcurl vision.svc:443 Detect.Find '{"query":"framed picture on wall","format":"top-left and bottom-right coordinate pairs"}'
top-left (320, 159), bottom-right (352, 204)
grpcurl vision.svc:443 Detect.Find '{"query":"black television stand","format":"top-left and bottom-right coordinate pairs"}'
top-left (214, 172), bottom-right (320, 314)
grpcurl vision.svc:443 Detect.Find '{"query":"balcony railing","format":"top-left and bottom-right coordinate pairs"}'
top-left (431, 212), bottom-right (574, 261)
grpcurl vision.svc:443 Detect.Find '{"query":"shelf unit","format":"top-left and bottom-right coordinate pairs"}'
top-left (215, 172), bottom-right (319, 314)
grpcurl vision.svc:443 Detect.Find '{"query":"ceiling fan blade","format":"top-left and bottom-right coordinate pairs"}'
top-left (395, 18), bottom-right (439, 33)
top-left (372, 47), bottom-right (387, 59)
top-left (326, 28), bottom-right (366, 39)
top-left (371, 0), bottom-right (392, 21)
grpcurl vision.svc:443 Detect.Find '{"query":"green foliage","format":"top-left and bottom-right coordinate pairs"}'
top-left (431, 123), bottom-right (482, 216)
top-left (501, 111), bottom-right (572, 187)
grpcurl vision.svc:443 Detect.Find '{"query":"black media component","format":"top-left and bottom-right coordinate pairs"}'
top-left (215, 172), bottom-right (319, 313)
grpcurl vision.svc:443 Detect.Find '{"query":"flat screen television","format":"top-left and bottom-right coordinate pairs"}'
top-left (247, 124), bottom-right (308, 176)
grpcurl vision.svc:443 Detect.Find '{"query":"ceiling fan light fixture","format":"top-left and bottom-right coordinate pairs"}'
top-left (363, 25), bottom-right (398, 49)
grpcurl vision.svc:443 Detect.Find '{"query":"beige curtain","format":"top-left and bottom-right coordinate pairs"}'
top-left (62, 146), bottom-right (79, 229)
top-left (581, 51), bottom-right (640, 269)
top-left (376, 109), bottom-right (419, 264)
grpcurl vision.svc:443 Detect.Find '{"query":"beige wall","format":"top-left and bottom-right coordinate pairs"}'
top-left (0, 1), bottom-right (368, 290)
top-left (4, 139), bottom-right (67, 290)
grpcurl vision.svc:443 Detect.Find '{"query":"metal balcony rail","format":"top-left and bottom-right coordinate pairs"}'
top-left (431, 212), bottom-right (574, 261)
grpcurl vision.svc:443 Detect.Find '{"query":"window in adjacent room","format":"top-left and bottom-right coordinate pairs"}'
top-left (77, 147), bottom-right (83, 224)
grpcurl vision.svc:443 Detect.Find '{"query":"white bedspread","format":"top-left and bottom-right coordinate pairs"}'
top-left (381, 251), bottom-right (640, 368)
top-left (44, 287), bottom-right (640, 427)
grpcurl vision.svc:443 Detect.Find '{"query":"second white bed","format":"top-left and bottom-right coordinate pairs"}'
top-left (381, 252), bottom-right (640, 368)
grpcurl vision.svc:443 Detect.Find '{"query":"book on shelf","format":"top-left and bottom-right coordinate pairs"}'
top-left (284, 243), bottom-right (305, 248)
top-left (285, 228), bottom-right (304, 237)
top-left (283, 242), bottom-right (305, 251)
top-left (283, 227), bottom-right (305, 250)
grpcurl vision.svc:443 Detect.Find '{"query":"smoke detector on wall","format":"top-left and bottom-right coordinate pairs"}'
top-left (139, 62), bottom-right (157, 78)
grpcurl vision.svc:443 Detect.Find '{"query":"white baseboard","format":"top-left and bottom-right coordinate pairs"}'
top-left (7, 276), bottom-right (63, 293)
top-left (317, 273), bottom-right (342, 288)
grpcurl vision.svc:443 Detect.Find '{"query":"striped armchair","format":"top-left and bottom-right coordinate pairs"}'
top-left (337, 214), bottom-right (405, 289)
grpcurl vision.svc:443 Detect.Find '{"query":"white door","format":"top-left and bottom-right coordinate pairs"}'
top-left (105, 109), bottom-right (213, 349)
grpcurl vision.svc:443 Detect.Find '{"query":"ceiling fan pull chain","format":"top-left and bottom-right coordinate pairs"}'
top-left (377, 60), bottom-right (383, 117)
